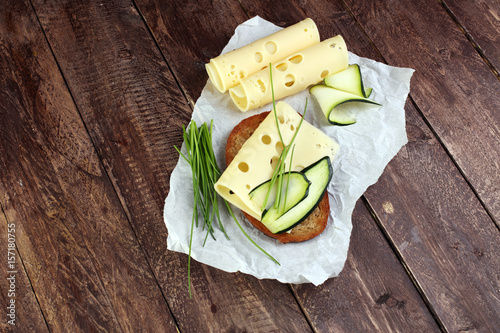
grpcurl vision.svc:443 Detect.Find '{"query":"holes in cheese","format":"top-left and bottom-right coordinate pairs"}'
top-left (214, 102), bottom-right (339, 220)
top-left (229, 35), bottom-right (349, 112)
top-left (289, 54), bottom-right (303, 64)
top-left (265, 41), bottom-right (278, 54)
top-left (261, 135), bottom-right (272, 144)
top-left (284, 74), bottom-right (295, 87)
top-left (257, 79), bottom-right (266, 93)
top-left (254, 52), bottom-right (263, 63)
top-left (276, 63), bottom-right (288, 72)
top-left (238, 162), bottom-right (249, 172)
top-left (275, 141), bottom-right (284, 154)
top-left (205, 18), bottom-right (320, 93)
top-left (270, 156), bottom-right (279, 170)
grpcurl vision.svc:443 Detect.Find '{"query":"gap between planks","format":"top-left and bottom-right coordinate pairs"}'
top-left (440, 0), bottom-right (500, 81)
top-left (0, 201), bottom-right (50, 332)
top-left (286, 282), bottom-right (319, 333)
top-left (360, 196), bottom-right (448, 333)
top-left (130, 0), bottom-right (195, 108)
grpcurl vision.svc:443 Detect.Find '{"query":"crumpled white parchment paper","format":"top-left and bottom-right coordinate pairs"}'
top-left (164, 16), bottom-right (414, 286)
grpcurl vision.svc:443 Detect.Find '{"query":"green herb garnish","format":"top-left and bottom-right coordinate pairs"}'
top-left (282, 145), bottom-right (296, 214)
top-left (175, 120), bottom-right (279, 298)
top-left (261, 64), bottom-right (307, 213)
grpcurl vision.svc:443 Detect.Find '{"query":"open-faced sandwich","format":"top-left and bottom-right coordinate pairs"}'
top-left (214, 102), bottom-right (339, 243)
top-left (208, 18), bottom-right (378, 243)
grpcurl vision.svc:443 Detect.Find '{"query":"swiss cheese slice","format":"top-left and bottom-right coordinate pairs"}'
top-left (214, 102), bottom-right (339, 220)
top-left (206, 18), bottom-right (320, 93)
top-left (229, 35), bottom-right (349, 112)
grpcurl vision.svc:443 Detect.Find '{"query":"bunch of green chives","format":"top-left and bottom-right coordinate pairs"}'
top-left (175, 120), bottom-right (279, 298)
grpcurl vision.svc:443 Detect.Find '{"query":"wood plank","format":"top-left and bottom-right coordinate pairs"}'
top-left (31, 0), bottom-right (314, 331)
top-left (135, 0), bottom-right (247, 102)
top-left (292, 201), bottom-right (440, 332)
top-left (443, 0), bottom-right (500, 74)
top-left (0, 1), bottom-right (177, 331)
top-left (230, 0), bottom-right (500, 331)
top-left (0, 209), bottom-right (49, 332)
top-left (343, 0), bottom-right (500, 224)
top-left (134, 0), bottom-right (442, 331)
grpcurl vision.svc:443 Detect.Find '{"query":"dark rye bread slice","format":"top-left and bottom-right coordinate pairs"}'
top-left (225, 111), bottom-right (330, 243)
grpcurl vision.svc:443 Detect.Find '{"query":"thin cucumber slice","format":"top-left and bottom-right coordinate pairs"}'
top-left (364, 87), bottom-right (373, 98)
top-left (324, 64), bottom-right (371, 98)
top-left (310, 85), bottom-right (380, 125)
top-left (328, 104), bottom-right (357, 126)
top-left (262, 156), bottom-right (333, 234)
top-left (249, 171), bottom-right (310, 217)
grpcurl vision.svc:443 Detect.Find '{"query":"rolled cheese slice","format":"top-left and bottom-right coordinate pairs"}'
top-left (229, 35), bottom-right (349, 112)
top-left (206, 18), bottom-right (320, 93)
top-left (214, 102), bottom-right (339, 220)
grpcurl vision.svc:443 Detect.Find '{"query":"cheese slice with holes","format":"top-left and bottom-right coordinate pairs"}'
top-left (229, 35), bottom-right (349, 112)
top-left (215, 102), bottom-right (339, 220)
top-left (206, 18), bottom-right (320, 93)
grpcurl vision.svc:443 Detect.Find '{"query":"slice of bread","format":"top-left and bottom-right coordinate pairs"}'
top-left (225, 111), bottom-right (330, 243)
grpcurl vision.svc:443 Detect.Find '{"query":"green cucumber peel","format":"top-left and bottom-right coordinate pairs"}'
top-left (324, 63), bottom-right (372, 98)
top-left (310, 84), bottom-right (380, 126)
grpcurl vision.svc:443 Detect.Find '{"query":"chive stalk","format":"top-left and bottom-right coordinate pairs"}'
top-left (282, 145), bottom-right (296, 214)
top-left (261, 64), bottom-right (307, 213)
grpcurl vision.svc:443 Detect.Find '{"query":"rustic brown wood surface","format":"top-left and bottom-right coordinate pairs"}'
top-left (1, 0), bottom-right (177, 331)
top-left (0, 212), bottom-right (47, 332)
top-left (343, 0), bottom-right (500, 224)
top-left (443, 0), bottom-right (500, 74)
top-left (1, 0), bottom-right (499, 332)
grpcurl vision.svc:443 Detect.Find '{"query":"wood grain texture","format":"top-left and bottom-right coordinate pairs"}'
top-left (2, 0), bottom-right (497, 331)
top-left (365, 100), bottom-right (500, 332)
top-left (0, 0), bottom-right (177, 331)
top-left (293, 201), bottom-right (440, 332)
top-left (138, 0), bottom-right (248, 103)
top-left (238, 0), bottom-right (500, 331)
top-left (443, 0), bottom-right (500, 74)
top-left (31, 0), bottom-right (314, 331)
top-left (343, 0), bottom-right (500, 224)
top-left (135, 0), bottom-right (247, 102)
top-left (0, 210), bottom-right (48, 332)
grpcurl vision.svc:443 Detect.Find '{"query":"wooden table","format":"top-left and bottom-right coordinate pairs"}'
top-left (1, 0), bottom-right (499, 332)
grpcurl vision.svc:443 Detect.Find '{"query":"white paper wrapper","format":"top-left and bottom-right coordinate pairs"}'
top-left (164, 16), bottom-right (414, 286)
